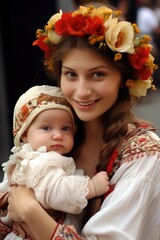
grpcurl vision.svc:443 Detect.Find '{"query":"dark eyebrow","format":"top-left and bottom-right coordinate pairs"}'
top-left (62, 66), bottom-right (110, 71)
top-left (62, 66), bottom-right (74, 71)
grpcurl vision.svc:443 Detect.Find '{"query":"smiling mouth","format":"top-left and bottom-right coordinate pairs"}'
top-left (75, 100), bottom-right (99, 110)
top-left (75, 99), bottom-right (99, 107)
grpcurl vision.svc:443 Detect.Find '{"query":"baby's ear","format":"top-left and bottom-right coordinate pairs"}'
top-left (21, 132), bottom-right (27, 142)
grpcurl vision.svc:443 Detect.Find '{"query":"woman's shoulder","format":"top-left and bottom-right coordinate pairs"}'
top-left (120, 123), bottom-right (160, 163)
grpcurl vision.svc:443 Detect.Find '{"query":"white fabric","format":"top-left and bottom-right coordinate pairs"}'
top-left (64, 132), bottom-right (160, 240)
top-left (4, 232), bottom-right (23, 240)
top-left (81, 155), bottom-right (160, 239)
top-left (2, 143), bottom-right (89, 214)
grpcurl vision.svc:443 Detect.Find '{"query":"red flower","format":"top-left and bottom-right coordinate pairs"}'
top-left (128, 46), bottom-right (151, 70)
top-left (86, 16), bottom-right (105, 36)
top-left (67, 14), bottom-right (91, 36)
top-left (55, 12), bottom-right (72, 35)
top-left (128, 45), bottom-right (153, 80)
top-left (133, 68), bottom-right (152, 80)
top-left (55, 13), bottom-right (105, 37)
top-left (32, 36), bottom-right (51, 59)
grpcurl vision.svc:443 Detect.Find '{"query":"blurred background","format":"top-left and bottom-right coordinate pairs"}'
top-left (0, 0), bottom-right (160, 179)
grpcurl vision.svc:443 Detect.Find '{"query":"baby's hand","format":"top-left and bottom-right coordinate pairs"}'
top-left (92, 171), bottom-right (110, 196)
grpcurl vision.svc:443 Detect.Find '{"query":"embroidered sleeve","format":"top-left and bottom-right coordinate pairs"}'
top-left (0, 221), bottom-right (11, 238)
top-left (53, 224), bottom-right (86, 240)
top-left (120, 132), bottom-right (160, 163)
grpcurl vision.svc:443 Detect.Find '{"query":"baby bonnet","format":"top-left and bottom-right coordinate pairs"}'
top-left (13, 85), bottom-right (76, 147)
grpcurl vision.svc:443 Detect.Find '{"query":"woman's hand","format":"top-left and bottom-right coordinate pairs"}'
top-left (8, 185), bottom-right (36, 222)
top-left (8, 185), bottom-right (58, 240)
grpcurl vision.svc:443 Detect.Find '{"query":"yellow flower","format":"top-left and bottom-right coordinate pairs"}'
top-left (47, 30), bottom-right (62, 44)
top-left (145, 54), bottom-right (158, 72)
top-left (129, 79), bottom-right (152, 97)
top-left (91, 6), bottom-right (113, 21)
top-left (114, 53), bottom-right (122, 61)
top-left (47, 10), bottom-right (62, 30)
top-left (72, 6), bottom-right (90, 16)
top-left (132, 23), bottom-right (140, 34)
top-left (105, 18), bottom-right (135, 54)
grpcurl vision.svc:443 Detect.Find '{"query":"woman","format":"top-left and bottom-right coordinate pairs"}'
top-left (7, 5), bottom-right (160, 240)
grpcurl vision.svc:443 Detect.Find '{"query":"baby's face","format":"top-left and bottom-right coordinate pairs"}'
top-left (22, 109), bottom-right (74, 155)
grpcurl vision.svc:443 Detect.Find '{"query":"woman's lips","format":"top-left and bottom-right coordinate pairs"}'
top-left (75, 99), bottom-right (99, 110)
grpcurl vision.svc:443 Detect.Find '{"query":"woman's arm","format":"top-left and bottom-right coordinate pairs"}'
top-left (8, 153), bottom-right (160, 240)
top-left (8, 186), bottom-right (57, 240)
top-left (8, 186), bottom-right (87, 240)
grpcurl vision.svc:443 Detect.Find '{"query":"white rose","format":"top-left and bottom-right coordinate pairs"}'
top-left (47, 10), bottom-right (62, 29)
top-left (48, 30), bottom-right (62, 44)
top-left (129, 79), bottom-right (152, 97)
top-left (105, 18), bottom-right (135, 54)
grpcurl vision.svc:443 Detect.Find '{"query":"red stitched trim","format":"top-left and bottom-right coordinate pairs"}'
top-left (50, 223), bottom-right (59, 240)
top-left (106, 149), bottom-right (118, 174)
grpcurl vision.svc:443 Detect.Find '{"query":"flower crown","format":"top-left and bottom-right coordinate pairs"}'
top-left (33, 5), bottom-right (158, 98)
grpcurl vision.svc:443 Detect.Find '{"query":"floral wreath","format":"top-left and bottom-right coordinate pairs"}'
top-left (33, 5), bottom-right (158, 98)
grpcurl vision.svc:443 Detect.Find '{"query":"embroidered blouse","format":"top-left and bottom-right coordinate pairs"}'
top-left (52, 128), bottom-right (160, 240)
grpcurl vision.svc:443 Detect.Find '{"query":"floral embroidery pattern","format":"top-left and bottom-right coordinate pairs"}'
top-left (12, 222), bottom-right (31, 239)
top-left (120, 133), bottom-right (160, 163)
top-left (13, 93), bottom-right (70, 136)
top-left (52, 130), bottom-right (160, 239)
top-left (54, 224), bottom-right (86, 240)
top-left (0, 221), bottom-right (11, 238)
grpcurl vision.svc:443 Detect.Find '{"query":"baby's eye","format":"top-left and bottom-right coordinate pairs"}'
top-left (42, 126), bottom-right (51, 131)
top-left (62, 126), bottom-right (71, 132)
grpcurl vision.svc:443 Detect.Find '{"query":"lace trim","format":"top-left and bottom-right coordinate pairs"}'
top-left (37, 175), bottom-right (89, 213)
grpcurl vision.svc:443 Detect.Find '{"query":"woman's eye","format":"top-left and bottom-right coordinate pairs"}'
top-left (65, 71), bottom-right (77, 78)
top-left (93, 72), bottom-right (104, 78)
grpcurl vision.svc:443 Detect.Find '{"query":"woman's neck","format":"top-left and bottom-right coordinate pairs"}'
top-left (76, 119), bottom-right (104, 177)
top-left (84, 117), bottom-right (103, 138)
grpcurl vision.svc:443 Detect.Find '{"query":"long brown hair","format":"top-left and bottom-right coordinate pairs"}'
top-left (44, 36), bottom-right (140, 225)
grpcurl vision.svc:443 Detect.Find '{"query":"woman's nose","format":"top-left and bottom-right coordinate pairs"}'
top-left (76, 79), bottom-right (92, 98)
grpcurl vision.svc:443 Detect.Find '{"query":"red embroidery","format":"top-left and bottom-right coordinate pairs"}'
top-left (106, 150), bottom-right (118, 174)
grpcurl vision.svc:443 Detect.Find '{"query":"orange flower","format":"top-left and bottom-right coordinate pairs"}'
top-left (20, 105), bottom-right (29, 122)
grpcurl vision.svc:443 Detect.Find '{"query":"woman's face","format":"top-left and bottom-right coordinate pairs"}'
top-left (61, 48), bottom-right (122, 122)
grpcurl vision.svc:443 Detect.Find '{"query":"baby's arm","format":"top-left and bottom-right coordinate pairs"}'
top-left (86, 171), bottom-right (110, 199)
